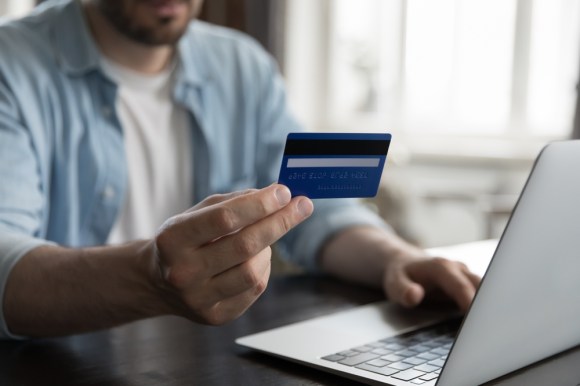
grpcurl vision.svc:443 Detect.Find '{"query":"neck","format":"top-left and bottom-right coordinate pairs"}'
top-left (84, 3), bottom-right (174, 74)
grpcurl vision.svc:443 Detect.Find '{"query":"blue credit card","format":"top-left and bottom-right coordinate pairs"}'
top-left (278, 133), bottom-right (391, 199)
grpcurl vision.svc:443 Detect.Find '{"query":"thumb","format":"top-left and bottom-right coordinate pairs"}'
top-left (385, 269), bottom-right (425, 308)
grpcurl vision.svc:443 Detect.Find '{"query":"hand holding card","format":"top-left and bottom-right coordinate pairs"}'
top-left (278, 133), bottom-right (391, 199)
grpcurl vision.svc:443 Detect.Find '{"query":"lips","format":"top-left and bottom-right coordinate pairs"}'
top-left (144, 0), bottom-right (188, 18)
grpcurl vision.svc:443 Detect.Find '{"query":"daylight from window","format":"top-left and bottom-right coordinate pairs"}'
top-left (317, 0), bottom-right (580, 140)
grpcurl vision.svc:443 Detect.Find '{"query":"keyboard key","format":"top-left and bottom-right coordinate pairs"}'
top-left (366, 358), bottom-right (391, 367)
top-left (338, 350), bottom-right (358, 357)
top-left (388, 362), bottom-right (414, 371)
top-left (367, 342), bottom-right (386, 348)
top-left (385, 343), bottom-right (406, 351)
top-left (410, 344), bottom-right (431, 353)
top-left (403, 357), bottom-right (427, 366)
top-left (417, 352), bottom-right (440, 361)
top-left (371, 348), bottom-right (392, 356)
top-left (338, 353), bottom-right (379, 366)
top-left (411, 379), bottom-right (426, 384)
top-left (415, 364), bottom-right (440, 373)
top-left (356, 363), bottom-right (400, 376)
top-left (391, 369), bottom-right (427, 381)
top-left (381, 354), bottom-right (406, 362)
top-left (321, 354), bottom-right (345, 362)
top-left (396, 350), bottom-right (418, 357)
top-left (423, 340), bottom-right (443, 348)
top-left (434, 337), bottom-right (454, 345)
top-left (353, 345), bottom-right (373, 353)
top-left (428, 359), bottom-right (446, 367)
top-left (430, 347), bottom-right (450, 356)
top-left (420, 372), bottom-right (439, 381)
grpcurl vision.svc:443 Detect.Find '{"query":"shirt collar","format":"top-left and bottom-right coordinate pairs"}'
top-left (175, 22), bottom-right (213, 87)
top-left (52, 0), bottom-right (101, 76)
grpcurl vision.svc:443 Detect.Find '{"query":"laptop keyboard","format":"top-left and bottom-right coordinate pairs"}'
top-left (321, 318), bottom-right (461, 384)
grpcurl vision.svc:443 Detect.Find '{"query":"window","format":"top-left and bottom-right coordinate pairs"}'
top-left (0, 0), bottom-right (35, 19)
top-left (286, 0), bottom-right (580, 145)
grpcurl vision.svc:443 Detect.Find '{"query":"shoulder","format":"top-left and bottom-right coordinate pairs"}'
top-left (0, 2), bottom-right (65, 77)
top-left (188, 21), bottom-right (268, 56)
top-left (181, 21), bottom-right (277, 80)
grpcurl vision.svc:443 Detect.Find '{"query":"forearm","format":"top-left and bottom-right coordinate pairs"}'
top-left (3, 240), bottom-right (168, 338)
top-left (319, 226), bottom-right (426, 288)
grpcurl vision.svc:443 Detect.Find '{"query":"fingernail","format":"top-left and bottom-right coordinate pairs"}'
top-left (297, 198), bottom-right (314, 218)
top-left (275, 186), bottom-right (291, 205)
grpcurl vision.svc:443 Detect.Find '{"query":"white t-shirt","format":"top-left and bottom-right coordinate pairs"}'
top-left (101, 58), bottom-right (193, 244)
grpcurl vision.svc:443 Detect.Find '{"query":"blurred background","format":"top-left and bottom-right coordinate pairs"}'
top-left (4, 0), bottom-right (580, 249)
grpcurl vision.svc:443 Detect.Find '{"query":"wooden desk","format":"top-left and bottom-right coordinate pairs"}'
top-left (0, 275), bottom-right (579, 386)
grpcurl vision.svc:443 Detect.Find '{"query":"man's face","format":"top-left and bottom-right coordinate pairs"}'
top-left (94, 0), bottom-right (204, 46)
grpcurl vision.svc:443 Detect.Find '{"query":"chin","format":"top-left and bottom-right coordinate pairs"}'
top-left (128, 13), bottom-right (193, 45)
top-left (96, 0), bottom-right (196, 46)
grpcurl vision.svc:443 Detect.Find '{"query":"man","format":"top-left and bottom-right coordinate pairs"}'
top-left (0, 0), bottom-right (480, 339)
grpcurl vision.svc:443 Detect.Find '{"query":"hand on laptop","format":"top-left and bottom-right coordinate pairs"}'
top-left (320, 226), bottom-right (481, 313)
top-left (150, 184), bottom-right (314, 325)
top-left (383, 255), bottom-right (481, 312)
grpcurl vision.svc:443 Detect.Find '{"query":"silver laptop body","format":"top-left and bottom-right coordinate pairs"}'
top-left (237, 140), bottom-right (580, 385)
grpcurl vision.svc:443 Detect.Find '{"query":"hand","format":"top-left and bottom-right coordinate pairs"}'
top-left (384, 255), bottom-right (481, 313)
top-left (320, 226), bottom-right (481, 313)
top-left (150, 184), bottom-right (313, 325)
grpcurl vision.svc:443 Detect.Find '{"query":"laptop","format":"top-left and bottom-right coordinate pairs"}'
top-left (236, 140), bottom-right (580, 385)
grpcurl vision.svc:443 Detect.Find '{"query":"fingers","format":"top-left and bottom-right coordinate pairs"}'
top-left (185, 189), bottom-right (258, 213)
top-left (199, 196), bottom-right (313, 276)
top-left (160, 184), bottom-right (294, 247)
top-left (202, 271), bottom-right (271, 325)
top-left (385, 257), bottom-right (480, 312)
top-left (179, 249), bottom-right (272, 326)
top-left (464, 269), bottom-right (482, 288)
top-left (206, 248), bottom-right (272, 303)
top-left (427, 259), bottom-right (477, 312)
top-left (385, 265), bottom-right (425, 308)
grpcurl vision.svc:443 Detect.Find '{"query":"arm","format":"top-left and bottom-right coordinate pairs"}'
top-left (4, 185), bottom-right (313, 338)
top-left (320, 226), bottom-right (481, 312)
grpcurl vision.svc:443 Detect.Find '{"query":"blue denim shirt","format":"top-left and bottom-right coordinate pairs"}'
top-left (0, 0), bottom-right (389, 338)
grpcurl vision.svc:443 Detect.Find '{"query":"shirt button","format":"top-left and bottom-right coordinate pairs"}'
top-left (102, 106), bottom-right (113, 119)
top-left (102, 185), bottom-right (116, 200)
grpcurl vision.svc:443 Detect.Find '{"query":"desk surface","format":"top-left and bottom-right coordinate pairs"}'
top-left (1, 274), bottom-right (579, 386)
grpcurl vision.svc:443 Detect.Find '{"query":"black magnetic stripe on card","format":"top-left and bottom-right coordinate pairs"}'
top-left (283, 139), bottom-right (390, 156)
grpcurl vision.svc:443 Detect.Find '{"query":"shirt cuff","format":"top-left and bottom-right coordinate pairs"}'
top-left (285, 199), bottom-right (392, 272)
top-left (0, 231), bottom-right (56, 340)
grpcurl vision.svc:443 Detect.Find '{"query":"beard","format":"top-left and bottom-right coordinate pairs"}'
top-left (94, 0), bottom-right (198, 46)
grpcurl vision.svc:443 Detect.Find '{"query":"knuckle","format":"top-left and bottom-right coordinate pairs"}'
top-left (155, 225), bottom-right (175, 255)
top-left (204, 193), bottom-right (226, 206)
top-left (256, 196), bottom-right (270, 216)
top-left (278, 214), bottom-right (293, 234)
top-left (211, 206), bottom-right (238, 232)
top-left (201, 306), bottom-right (225, 326)
top-left (240, 264), bottom-right (261, 288)
top-left (233, 235), bottom-right (258, 257)
top-left (254, 276), bottom-right (268, 296)
top-left (432, 257), bottom-right (453, 270)
top-left (458, 261), bottom-right (470, 271)
top-left (165, 260), bottom-right (207, 290)
top-left (165, 268), bottom-right (186, 289)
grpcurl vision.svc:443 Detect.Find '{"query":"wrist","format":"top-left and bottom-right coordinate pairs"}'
top-left (134, 239), bottom-right (177, 317)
